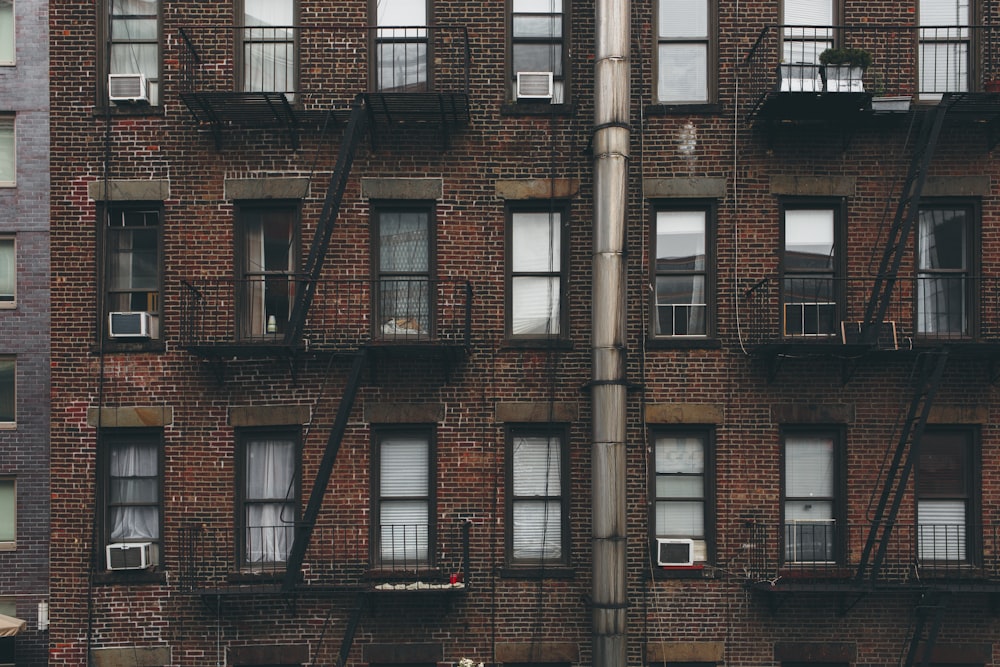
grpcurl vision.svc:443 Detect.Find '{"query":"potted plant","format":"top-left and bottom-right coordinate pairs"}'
top-left (868, 70), bottom-right (911, 113)
top-left (819, 46), bottom-right (872, 92)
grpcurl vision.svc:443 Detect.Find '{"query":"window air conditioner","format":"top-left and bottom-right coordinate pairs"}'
top-left (106, 542), bottom-right (153, 571)
top-left (656, 538), bottom-right (695, 567)
top-left (108, 73), bottom-right (149, 103)
top-left (516, 71), bottom-right (554, 100)
top-left (109, 311), bottom-right (152, 339)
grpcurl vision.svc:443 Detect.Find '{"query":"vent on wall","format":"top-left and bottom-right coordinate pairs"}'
top-left (516, 71), bottom-right (554, 100)
top-left (108, 74), bottom-right (149, 103)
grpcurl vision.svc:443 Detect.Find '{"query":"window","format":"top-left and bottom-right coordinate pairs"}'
top-left (0, 478), bottom-right (13, 549)
top-left (651, 429), bottom-right (713, 564)
top-left (782, 0), bottom-right (834, 64)
top-left (0, 356), bottom-right (12, 424)
top-left (781, 203), bottom-right (842, 337)
top-left (374, 0), bottom-right (428, 92)
top-left (652, 204), bottom-right (713, 337)
top-left (107, 0), bottom-right (161, 104)
top-left (0, 0), bottom-right (13, 65)
top-left (916, 204), bottom-right (976, 338)
top-left (0, 115), bottom-right (13, 186)
top-left (919, 0), bottom-right (970, 97)
top-left (511, 0), bottom-right (567, 103)
top-left (102, 430), bottom-right (161, 562)
top-left (917, 429), bottom-right (976, 563)
top-left (241, 0), bottom-right (296, 95)
top-left (238, 429), bottom-right (299, 566)
top-left (782, 429), bottom-right (843, 563)
top-left (508, 205), bottom-right (566, 339)
top-left (507, 426), bottom-right (568, 565)
top-left (374, 204), bottom-right (433, 339)
top-left (656, 0), bottom-right (712, 103)
top-left (374, 428), bottom-right (434, 569)
top-left (0, 236), bottom-right (13, 307)
top-left (236, 203), bottom-right (298, 341)
top-left (104, 205), bottom-right (162, 340)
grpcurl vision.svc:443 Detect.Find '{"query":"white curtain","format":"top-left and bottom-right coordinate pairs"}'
top-left (512, 435), bottom-right (562, 561)
top-left (109, 441), bottom-right (158, 541)
top-left (512, 212), bottom-right (561, 335)
top-left (917, 209), bottom-right (967, 335)
top-left (245, 438), bottom-right (295, 563)
top-left (110, 0), bottom-right (159, 103)
top-left (784, 435), bottom-right (834, 561)
top-left (379, 436), bottom-right (429, 564)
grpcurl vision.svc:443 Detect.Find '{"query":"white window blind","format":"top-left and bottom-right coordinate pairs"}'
top-left (512, 434), bottom-right (562, 561)
top-left (0, 479), bottom-right (13, 543)
top-left (0, 238), bottom-right (13, 303)
top-left (512, 211), bottom-right (561, 335)
top-left (380, 436), bottom-right (429, 563)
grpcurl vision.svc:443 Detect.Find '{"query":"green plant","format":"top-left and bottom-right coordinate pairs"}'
top-left (819, 46), bottom-right (872, 69)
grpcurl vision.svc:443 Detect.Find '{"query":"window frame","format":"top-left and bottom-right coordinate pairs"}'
top-left (0, 477), bottom-right (14, 550)
top-left (779, 198), bottom-right (846, 339)
top-left (654, 0), bottom-right (717, 104)
top-left (648, 426), bottom-right (716, 568)
top-left (0, 235), bottom-right (12, 308)
top-left (0, 0), bottom-right (13, 66)
top-left (914, 199), bottom-right (979, 340)
top-left (649, 200), bottom-right (716, 340)
top-left (505, 424), bottom-right (571, 567)
top-left (918, 0), bottom-right (977, 98)
top-left (506, 201), bottom-right (570, 342)
top-left (371, 425), bottom-right (437, 571)
top-left (780, 426), bottom-right (846, 565)
top-left (370, 0), bottom-right (431, 93)
top-left (100, 202), bottom-right (164, 346)
top-left (780, 0), bottom-right (840, 65)
top-left (100, 0), bottom-right (162, 106)
top-left (0, 355), bottom-right (13, 427)
top-left (235, 427), bottom-right (301, 569)
top-left (508, 0), bottom-right (570, 104)
top-left (0, 114), bottom-right (13, 187)
top-left (237, 0), bottom-right (299, 97)
top-left (915, 426), bottom-right (980, 565)
top-left (234, 200), bottom-right (300, 342)
top-left (98, 428), bottom-right (163, 568)
top-left (371, 201), bottom-right (437, 340)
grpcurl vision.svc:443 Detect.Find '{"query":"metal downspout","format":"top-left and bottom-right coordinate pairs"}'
top-left (591, 1), bottom-right (630, 667)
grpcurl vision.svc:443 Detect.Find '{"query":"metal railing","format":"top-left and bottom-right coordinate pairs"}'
top-left (744, 520), bottom-right (1000, 585)
top-left (178, 520), bottom-right (471, 592)
top-left (743, 275), bottom-right (1000, 348)
top-left (178, 24), bottom-right (471, 106)
top-left (744, 24), bottom-right (1000, 120)
top-left (179, 277), bottom-right (472, 351)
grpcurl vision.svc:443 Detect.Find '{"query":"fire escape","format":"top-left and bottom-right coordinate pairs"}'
top-left (173, 22), bottom-right (473, 661)
top-left (742, 23), bottom-right (1000, 667)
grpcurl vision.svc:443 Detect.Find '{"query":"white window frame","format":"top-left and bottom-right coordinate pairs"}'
top-left (0, 477), bottom-right (14, 550)
top-left (0, 0), bottom-right (14, 66)
top-left (0, 356), bottom-right (13, 428)
top-left (0, 236), bottom-right (13, 308)
top-left (0, 115), bottom-right (14, 187)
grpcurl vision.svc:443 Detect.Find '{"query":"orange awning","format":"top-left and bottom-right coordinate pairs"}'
top-left (0, 613), bottom-right (25, 637)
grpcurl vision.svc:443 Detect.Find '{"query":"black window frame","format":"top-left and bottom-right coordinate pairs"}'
top-left (508, 0), bottom-right (570, 104)
top-left (654, 0), bottom-right (718, 105)
top-left (371, 201), bottom-right (437, 340)
top-left (235, 426), bottom-right (302, 569)
top-left (99, 202), bottom-right (164, 349)
top-left (237, 0), bottom-right (300, 98)
top-left (915, 426), bottom-right (980, 565)
top-left (505, 423), bottom-right (571, 568)
top-left (779, 198), bottom-right (846, 339)
top-left (0, 234), bottom-right (14, 307)
top-left (98, 428), bottom-right (164, 570)
top-left (371, 425), bottom-right (437, 571)
top-left (780, 425), bottom-right (846, 566)
top-left (369, 0), bottom-right (431, 93)
top-left (99, 0), bottom-right (163, 106)
top-left (649, 200), bottom-right (717, 341)
top-left (505, 201), bottom-right (570, 343)
top-left (0, 355), bottom-right (12, 425)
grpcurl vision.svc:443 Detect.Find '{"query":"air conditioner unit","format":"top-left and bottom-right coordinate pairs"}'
top-left (516, 71), bottom-right (554, 100)
top-left (656, 538), bottom-right (695, 567)
top-left (106, 542), bottom-right (153, 571)
top-left (108, 73), bottom-right (149, 103)
top-left (109, 311), bottom-right (152, 338)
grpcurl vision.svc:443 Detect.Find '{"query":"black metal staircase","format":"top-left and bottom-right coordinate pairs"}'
top-left (904, 590), bottom-right (951, 667)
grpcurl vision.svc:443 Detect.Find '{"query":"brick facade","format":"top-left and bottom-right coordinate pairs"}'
top-left (50, 1), bottom-right (1000, 667)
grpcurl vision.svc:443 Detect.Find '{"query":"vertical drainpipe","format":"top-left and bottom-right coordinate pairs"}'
top-left (591, 0), bottom-right (630, 666)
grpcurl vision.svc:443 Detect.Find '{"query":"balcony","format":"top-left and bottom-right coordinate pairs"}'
top-left (177, 520), bottom-right (471, 598)
top-left (177, 24), bottom-right (471, 147)
top-left (743, 275), bottom-right (1000, 358)
top-left (744, 520), bottom-right (1000, 593)
top-left (744, 24), bottom-right (1000, 127)
top-left (179, 277), bottom-right (472, 359)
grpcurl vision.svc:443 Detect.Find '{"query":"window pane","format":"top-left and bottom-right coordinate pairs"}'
top-left (513, 44), bottom-right (563, 76)
top-left (0, 0), bottom-right (13, 63)
top-left (109, 440), bottom-right (159, 541)
top-left (920, 0), bottom-right (968, 26)
top-left (512, 276), bottom-right (560, 335)
top-left (656, 475), bottom-right (703, 497)
top-left (658, 44), bottom-right (708, 103)
top-left (0, 357), bottom-right (12, 423)
top-left (380, 212), bottom-right (428, 273)
top-left (654, 435), bottom-right (705, 540)
top-left (918, 500), bottom-right (966, 560)
top-left (918, 209), bottom-right (967, 270)
top-left (245, 0), bottom-right (293, 25)
top-left (513, 435), bottom-right (561, 496)
top-left (785, 210), bottom-right (834, 270)
top-left (655, 501), bottom-right (704, 536)
top-left (514, 0), bottom-right (562, 12)
top-left (655, 436), bottom-right (705, 474)
top-left (376, 0), bottom-right (426, 26)
top-left (783, 0), bottom-right (833, 26)
top-left (380, 502), bottom-right (428, 562)
top-left (0, 117), bottom-right (12, 184)
top-left (381, 437), bottom-right (429, 496)
top-left (513, 500), bottom-right (562, 559)
top-left (785, 436), bottom-right (834, 497)
top-left (659, 0), bottom-right (707, 38)
top-left (657, 211), bottom-right (706, 270)
top-left (0, 479), bottom-right (13, 542)
top-left (513, 15), bottom-right (562, 38)
top-left (512, 212), bottom-right (560, 272)
top-left (0, 238), bottom-right (13, 302)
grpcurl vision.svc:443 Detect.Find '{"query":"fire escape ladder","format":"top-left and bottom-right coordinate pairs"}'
top-left (283, 349), bottom-right (368, 592)
top-left (284, 95), bottom-right (370, 348)
top-left (904, 590), bottom-right (951, 667)
top-left (860, 101), bottom-right (951, 344)
top-left (336, 595), bottom-right (366, 667)
top-left (855, 349), bottom-right (949, 583)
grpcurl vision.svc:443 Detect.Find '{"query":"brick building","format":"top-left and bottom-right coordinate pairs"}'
top-left (0, 0), bottom-right (49, 660)
top-left (48, 0), bottom-right (1000, 666)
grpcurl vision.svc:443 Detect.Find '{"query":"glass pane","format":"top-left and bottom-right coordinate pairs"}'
top-left (785, 209), bottom-right (834, 270)
top-left (377, 40), bottom-right (427, 91)
top-left (656, 211), bottom-right (706, 270)
top-left (513, 15), bottom-right (562, 39)
top-left (246, 439), bottom-right (295, 500)
top-left (0, 479), bottom-right (13, 542)
top-left (917, 276), bottom-right (967, 335)
top-left (0, 238), bottom-right (13, 300)
top-left (512, 435), bottom-right (561, 496)
top-left (381, 437), bottom-right (429, 496)
top-left (655, 436), bottom-right (705, 474)
top-left (0, 117), bottom-right (12, 184)
top-left (0, 357), bottom-right (13, 422)
top-left (513, 44), bottom-right (563, 76)
top-left (110, 506), bottom-right (158, 541)
top-left (920, 0), bottom-right (968, 26)
top-left (656, 475), bottom-right (703, 498)
top-left (655, 500), bottom-right (704, 536)
top-left (512, 212), bottom-right (560, 272)
top-left (918, 500), bottom-right (966, 560)
top-left (783, 0), bottom-right (833, 26)
top-left (918, 209), bottom-right (967, 270)
top-left (376, 0), bottom-right (426, 26)
top-left (380, 501), bottom-right (428, 562)
top-left (513, 0), bottom-right (562, 12)
top-left (784, 517), bottom-right (834, 561)
top-left (379, 212), bottom-right (428, 273)
top-left (0, 0), bottom-right (13, 63)
top-left (658, 44), bottom-right (708, 103)
top-left (244, 41), bottom-right (295, 92)
top-left (512, 276), bottom-right (560, 335)
top-left (110, 43), bottom-right (157, 79)
top-left (920, 41), bottom-right (968, 93)
top-left (785, 436), bottom-right (834, 497)
top-left (513, 500), bottom-right (562, 560)
top-left (246, 502), bottom-right (294, 562)
top-left (659, 0), bottom-right (707, 38)
top-left (245, 0), bottom-right (293, 26)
